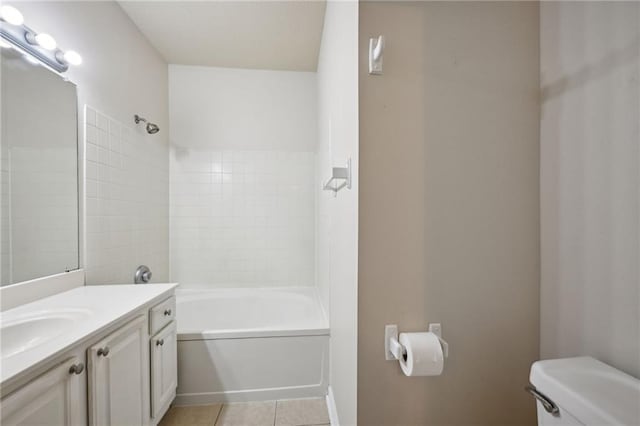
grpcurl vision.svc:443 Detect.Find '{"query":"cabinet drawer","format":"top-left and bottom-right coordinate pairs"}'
top-left (149, 296), bottom-right (175, 336)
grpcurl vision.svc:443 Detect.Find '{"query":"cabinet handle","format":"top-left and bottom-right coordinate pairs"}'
top-left (69, 363), bottom-right (84, 375)
top-left (164, 309), bottom-right (172, 316)
top-left (97, 346), bottom-right (110, 357)
top-left (156, 339), bottom-right (164, 346)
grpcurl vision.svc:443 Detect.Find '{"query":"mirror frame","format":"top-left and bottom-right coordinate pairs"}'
top-left (0, 51), bottom-right (82, 290)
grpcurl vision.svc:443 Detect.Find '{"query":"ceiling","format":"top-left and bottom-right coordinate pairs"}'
top-left (119, 1), bottom-right (326, 72)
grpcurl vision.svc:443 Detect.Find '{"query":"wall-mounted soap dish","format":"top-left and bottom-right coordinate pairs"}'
top-left (323, 158), bottom-right (352, 195)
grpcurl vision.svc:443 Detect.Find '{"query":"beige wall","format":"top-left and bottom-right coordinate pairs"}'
top-left (358, 2), bottom-right (540, 425)
top-left (540, 2), bottom-right (640, 378)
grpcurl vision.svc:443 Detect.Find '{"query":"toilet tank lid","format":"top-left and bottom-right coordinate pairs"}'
top-left (530, 357), bottom-right (640, 425)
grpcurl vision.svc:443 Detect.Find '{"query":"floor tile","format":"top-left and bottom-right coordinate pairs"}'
top-left (159, 404), bottom-right (222, 426)
top-left (215, 401), bottom-right (276, 426)
top-left (275, 398), bottom-right (330, 426)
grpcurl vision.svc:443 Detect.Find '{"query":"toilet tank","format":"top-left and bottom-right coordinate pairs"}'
top-left (528, 357), bottom-right (640, 426)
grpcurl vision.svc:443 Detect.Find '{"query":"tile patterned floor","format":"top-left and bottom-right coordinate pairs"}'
top-left (159, 398), bottom-right (330, 426)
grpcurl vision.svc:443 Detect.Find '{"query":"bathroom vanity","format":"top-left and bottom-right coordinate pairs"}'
top-left (0, 284), bottom-right (178, 425)
top-left (0, 14), bottom-right (178, 426)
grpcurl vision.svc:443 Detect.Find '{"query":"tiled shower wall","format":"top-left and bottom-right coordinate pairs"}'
top-left (170, 148), bottom-right (315, 286)
top-left (169, 65), bottom-right (317, 288)
top-left (84, 106), bottom-right (169, 284)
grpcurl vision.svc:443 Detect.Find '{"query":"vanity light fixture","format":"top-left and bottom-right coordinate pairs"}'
top-left (61, 50), bottom-right (82, 66)
top-left (0, 4), bottom-right (82, 73)
top-left (0, 5), bottom-right (23, 26)
top-left (28, 32), bottom-right (57, 50)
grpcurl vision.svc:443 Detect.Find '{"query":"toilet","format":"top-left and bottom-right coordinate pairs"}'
top-left (528, 357), bottom-right (640, 425)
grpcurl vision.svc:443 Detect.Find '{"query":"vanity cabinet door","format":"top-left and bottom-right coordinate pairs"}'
top-left (1, 357), bottom-right (86, 425)
top-left (150, 321), bottom-right (177, 420)
top-left (88, 315), bottom-right (149, 426)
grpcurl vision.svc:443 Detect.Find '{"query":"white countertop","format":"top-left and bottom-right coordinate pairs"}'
top-left (0, 283), bottom-right (177, 387)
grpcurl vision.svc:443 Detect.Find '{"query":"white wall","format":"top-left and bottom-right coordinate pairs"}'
top-left (540, 2), bottom-right (640, 377)
top-left (169, 65), bottom-right (317, 287)
top-left (169, 65), bottom-right (316, 152)
top-left (13, 1), bottom-right (170, 284)
top-left (316, 2), bottom-right (359, 424)
top-left (14, 2), bottom-right (169, 140)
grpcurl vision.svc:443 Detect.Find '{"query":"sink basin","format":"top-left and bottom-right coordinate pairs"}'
top-left (1, 309), bottom-right (91, 358)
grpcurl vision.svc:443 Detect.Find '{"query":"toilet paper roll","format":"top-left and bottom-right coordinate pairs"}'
top-left (398, 332), bottom-right (444, 377)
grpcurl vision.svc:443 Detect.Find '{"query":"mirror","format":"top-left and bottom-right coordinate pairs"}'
top-left (1, 49), bottom-right (79, 286)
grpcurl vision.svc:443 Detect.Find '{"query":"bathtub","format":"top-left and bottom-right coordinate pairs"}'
top-left (174, 287), bottom-right (329, 405)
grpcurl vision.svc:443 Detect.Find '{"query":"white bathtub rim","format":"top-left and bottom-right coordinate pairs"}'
top-left (175, 286), bottom-right (329, 325)
top-left (175, 286), bottom-right (329, 338)
top-left (178, 326), bottom-right (330, 341)
top-left (176, 285), bottom-right (320, 291)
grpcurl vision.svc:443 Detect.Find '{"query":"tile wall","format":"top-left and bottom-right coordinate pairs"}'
top-left (170, 148), bottom-right (315, 287)
top-left (84, 106), bottom-right (169, 284)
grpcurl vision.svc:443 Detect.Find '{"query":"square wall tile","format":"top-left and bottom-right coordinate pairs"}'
top-left (84, 106), bottom-right (169, 285)
top-left (170, 148), bottom-right (315, 287)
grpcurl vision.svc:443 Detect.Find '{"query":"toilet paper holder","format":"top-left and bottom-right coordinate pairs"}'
top-left (385, 323), bottom-right (449, 361)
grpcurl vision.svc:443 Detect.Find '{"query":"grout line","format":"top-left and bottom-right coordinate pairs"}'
top-left (273, 400), bottom-right (278, 426)
top-left (213, 403), bottom-right (224, 426)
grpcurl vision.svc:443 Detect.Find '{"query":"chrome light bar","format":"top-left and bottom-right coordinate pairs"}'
top-left (0, 5), bottom-right (81, 73)
top-left (0, 21), bottom-right (67, 72)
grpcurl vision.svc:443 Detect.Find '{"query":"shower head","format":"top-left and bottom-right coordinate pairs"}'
top-left (134, 114), bottom-right (160, 135)
top-left (146, 122), bottom-right (160, 134)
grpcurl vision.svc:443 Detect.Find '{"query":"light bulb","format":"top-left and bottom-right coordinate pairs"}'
top-left (0, 5), bottom-right (24, 26)
top-left (0, 38), bottom-right (12, 49)
top-left (63, 50), bottom-right (82, 66)
top-left (34, 33), bottom-right (56, 50)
